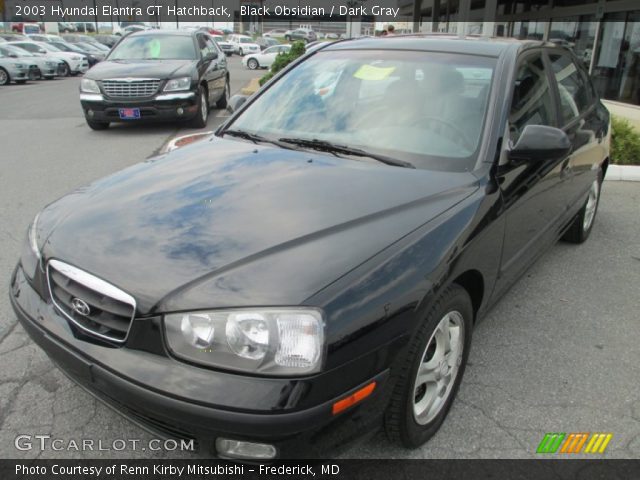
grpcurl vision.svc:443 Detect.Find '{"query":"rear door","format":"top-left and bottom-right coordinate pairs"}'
top-left (495, 50), bottom-right (570, 295)
top-left (546, 49), bottom-right (606, 215)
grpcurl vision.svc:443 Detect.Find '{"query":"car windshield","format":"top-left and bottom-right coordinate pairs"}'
top-left (239, 38), bottom-right (253, 43)
top-left (109, 35), bottom-right (196, 60)
top-left (228, 50), bottom-right (496, 171)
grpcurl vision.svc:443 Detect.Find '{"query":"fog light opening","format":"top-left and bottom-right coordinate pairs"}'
top-left (177, 107), bottom-right (184, 116)
top-left (87, 110), bottom-right (94, 117)
top-left (215, 438), bottom-right (277, 460)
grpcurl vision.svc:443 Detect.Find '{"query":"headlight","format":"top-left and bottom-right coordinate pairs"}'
top-left (20, 212), bottom-right (42, 280)
top-left (80, 78), bottom-right (100, 93)
top-left (163, 77), bottom-right (191, 92)
top-left (46, 61), bottom-right (56, 67)
top-left (15, 63), bottom-right (25, 69)
top-left (71, 55), bottom-right (82, 61)
top-left (164, 309), bottom-right (324, 375)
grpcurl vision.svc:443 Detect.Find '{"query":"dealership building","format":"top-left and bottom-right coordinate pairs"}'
top-left (396, 0), bottom-right (640, 108)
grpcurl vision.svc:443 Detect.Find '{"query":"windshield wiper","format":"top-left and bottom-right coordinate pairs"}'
top-left (223, 129), bottom-right (292, 150)
top-left (278, 138), bottom-right (415, 169)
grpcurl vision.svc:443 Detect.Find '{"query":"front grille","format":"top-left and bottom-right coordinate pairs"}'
top-left (101, 79), bottom-right (161, 98)
top-left (47, 260), bottom-right (136, 343)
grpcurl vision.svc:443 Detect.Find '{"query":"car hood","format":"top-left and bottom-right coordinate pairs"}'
top-left (85, 59), bottom-right (194, 80)
top-left (38, 137), bottom-right (479, 314)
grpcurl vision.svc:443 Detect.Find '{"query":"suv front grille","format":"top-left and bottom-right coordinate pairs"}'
top-left (47, 260), bottom-right (136, 343)
top-left (101, 79), bottom-right (161, 98)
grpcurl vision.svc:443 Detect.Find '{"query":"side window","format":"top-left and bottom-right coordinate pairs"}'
top-left (510, 53), bottom-right (555, 143)
top-left (548, 52), bottom-right (591, 125)
top-left (196, 34), bottom-right (208, 58)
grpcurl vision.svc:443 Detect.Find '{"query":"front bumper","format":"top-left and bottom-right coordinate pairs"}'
top-left (10, 265), bottom-right (390, 458)
top-left (80, 91), bottom-right (199, 123)
top-left (7, 66), bottom-right (28, 80)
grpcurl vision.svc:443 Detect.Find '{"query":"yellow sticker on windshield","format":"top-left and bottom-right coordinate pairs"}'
top-left (354, 64), bottom-right (396, 81)
top-left (149, 39), bottom-right (161, 58)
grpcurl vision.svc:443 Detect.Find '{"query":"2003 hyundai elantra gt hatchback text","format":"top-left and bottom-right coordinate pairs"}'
top-left (10, 35), bottom-right (610, 459)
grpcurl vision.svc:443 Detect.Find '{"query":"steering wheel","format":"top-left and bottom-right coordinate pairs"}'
top-left (417, 116), bottom-right (475, 152)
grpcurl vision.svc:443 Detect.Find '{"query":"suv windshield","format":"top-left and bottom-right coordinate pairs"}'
top-left (229, 50), bottom-right (496, 170)
top-left (109, 35), bottom-right (197, 60)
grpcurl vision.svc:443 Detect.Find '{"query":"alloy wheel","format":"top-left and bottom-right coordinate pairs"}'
top-left (583, 179), bottom-right (599, 231)
top-left (0, 69), bottom-right (8, 85)
top-left (412, 311), bottom-right (465, 425)
top-left (248, 59), bottom-right (258, 70)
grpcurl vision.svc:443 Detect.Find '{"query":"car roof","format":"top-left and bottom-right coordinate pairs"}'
top-left (324, 34), bottom-right (547, 57)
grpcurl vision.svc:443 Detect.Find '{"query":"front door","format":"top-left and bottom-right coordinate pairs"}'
top-left (494, 50), bottom-right (571, 297)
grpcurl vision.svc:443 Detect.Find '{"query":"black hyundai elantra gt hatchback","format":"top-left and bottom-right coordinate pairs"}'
top-left (11, 35), bottom-right (610, 459)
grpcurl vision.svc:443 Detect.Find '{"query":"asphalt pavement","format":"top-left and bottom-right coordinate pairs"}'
top-left (0, 61), bottom-right (639, 459)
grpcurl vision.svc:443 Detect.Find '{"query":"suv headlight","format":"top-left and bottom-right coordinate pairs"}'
top-left (163, 77), bottom-right (191, 92)
top-left (80, 78), bottom-right (100, 93)
top-left (164, 309), bottom-right (324, 375)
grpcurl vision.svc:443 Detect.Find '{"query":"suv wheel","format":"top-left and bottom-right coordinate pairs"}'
top-left (562, 170), bottom-right (603, 244)
top-left (216, 80), bottom-right (230, 109)
top-left (86, 119), bottom-right (109, 130)
top-left (385, 284), bottom-right (473, 448)
top-left (191, 86), bottom-right (208, 128)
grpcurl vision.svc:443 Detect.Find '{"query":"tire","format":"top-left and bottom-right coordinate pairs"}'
top-left (59, 62), bottom-right (70, 77)
top-left (562, 170), bottom-right (603, 244)
top-left (385, 284), bottom-right (473, 448)
top-left (216, 80), bottom-right (230, 109)
top-left (28, 70), bottom-right (39, 81)
top-left (191, 86), bottom-right (209, 128)
top-left (247, 58), bottom-right (259, 70)
top-left (86, 119), bottom-right (109, 130)
top-left (0, 68), bottom-right (9, 86)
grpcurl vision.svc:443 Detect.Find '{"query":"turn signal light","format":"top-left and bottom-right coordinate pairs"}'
top-left (332, 381), bottom-right (376, 415)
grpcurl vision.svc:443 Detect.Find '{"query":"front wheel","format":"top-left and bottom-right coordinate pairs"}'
top-left (0, 68), bottom-right (9, 86)
top-left (385, 284), bottom-right (473, 448)
top-left (247, 58), bottom-right (259, 70)
top-left (562, 171), bottom-right (602, 244)
top-left (86, 119), bottom-right (109, 130)
top-left (59, 62), bottom-right (70, 77)
top-left (191, 86), bottom-right (209, 128)
top-left (216, 80), bottom-right (230, 109)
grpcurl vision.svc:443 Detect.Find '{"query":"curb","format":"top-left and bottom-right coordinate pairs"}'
top-left (241, 78), bottom-right (261, 96)
top-left (605, 164), bottom-right (640, 182)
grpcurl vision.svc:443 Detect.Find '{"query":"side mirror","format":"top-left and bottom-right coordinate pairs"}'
top-left (10, 54), bottom-right (18, 58)
top-left (205, 50), bottom-right (218, 61)
top-left (508, 125), bottom-right (571, 164)
top-left (227, 94), bottom-right (248, 113)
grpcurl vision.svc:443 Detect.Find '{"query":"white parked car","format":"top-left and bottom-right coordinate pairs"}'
top-left (242, 44), bottom-right (291, 70)
top-left (0, 52), bottom-right (30, 85)
top-left (227, 34), bottom-right (260, 56)
top-left (0, 44), bottom-right (59, 79)
top-left (27, 34), bottom-right (65, 43)
top-left (8, 41), bottom-right (88, 76)
top-left (211, 35), bottom-right (234, 56)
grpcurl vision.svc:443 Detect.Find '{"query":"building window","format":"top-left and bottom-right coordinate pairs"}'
top-left (549, 15), bottom-right (597, 69)
top-left (592, 12), bottom-right (640, 105)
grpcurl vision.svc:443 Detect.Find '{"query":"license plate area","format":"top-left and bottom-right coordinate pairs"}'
top-left (119, 108), bottom-right (141, 120)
